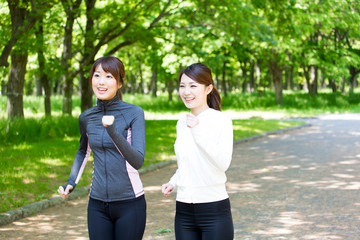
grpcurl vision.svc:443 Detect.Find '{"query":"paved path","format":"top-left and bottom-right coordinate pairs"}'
top-left (1, 113), bottom-right (360, 239)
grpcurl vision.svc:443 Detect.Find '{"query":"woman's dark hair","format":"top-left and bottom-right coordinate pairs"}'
top-left (178, 63), bottom-right (221, 111)
top-left (89, 56), bottom-right (125, 100)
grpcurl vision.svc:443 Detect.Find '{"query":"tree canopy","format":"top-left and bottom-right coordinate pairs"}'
top-left (0, 0), bottom-right (359, 118)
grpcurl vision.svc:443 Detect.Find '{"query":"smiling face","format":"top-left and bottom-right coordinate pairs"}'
top-left (91, 64), bottom-right (121, 101)
top-left (179, 74), bottom-right (213, 116)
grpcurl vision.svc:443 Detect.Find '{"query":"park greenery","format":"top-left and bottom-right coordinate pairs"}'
top-left (0, 0), bottom-right (359, 118)
top-left (1, 0), bottom-right (360, 215)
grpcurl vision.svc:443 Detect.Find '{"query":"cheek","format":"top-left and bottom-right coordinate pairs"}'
top-left (91, 79), bottom-right (98, 89)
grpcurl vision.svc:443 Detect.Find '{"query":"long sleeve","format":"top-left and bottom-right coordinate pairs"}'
top-left (190, 113), bottom-right (233, 172)
top-left (105, 107), bottom-right (145, 170)
top-left (169, 169), bottom-right (179, 188)
top-left (67, 113), bottom-right (91, 188)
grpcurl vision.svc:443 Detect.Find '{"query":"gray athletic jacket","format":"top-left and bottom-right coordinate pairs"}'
top-left (64, 96), bottom-right (146, 202)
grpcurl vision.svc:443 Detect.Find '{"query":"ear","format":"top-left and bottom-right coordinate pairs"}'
top-left (118, 83), bottom-right (122, 89)
top-left (206, 84), bottom-right (213, 95)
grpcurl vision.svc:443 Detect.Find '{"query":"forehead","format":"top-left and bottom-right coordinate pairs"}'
top-left (95, 64), bottom-right (104, 72)
top-left (180, 74), bottom-right (198, 84)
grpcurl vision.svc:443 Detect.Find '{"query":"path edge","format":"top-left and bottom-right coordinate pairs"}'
top-left (0, 122), bottom-right (311, 226)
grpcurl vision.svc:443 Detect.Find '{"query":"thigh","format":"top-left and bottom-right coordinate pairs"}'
top-left (112, 195), bottom-right (147, 240)
top-left (87, 198), bottom-right (114, 240)
top-left (175, 201), bottom-right (201, 240)
top-left (200, 214), bottom-right (234, 240)
top-left (197, 199), bottom-right (234, 240)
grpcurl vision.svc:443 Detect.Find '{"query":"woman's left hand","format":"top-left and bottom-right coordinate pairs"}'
top-left (186, 114), bottom-right (199, 128)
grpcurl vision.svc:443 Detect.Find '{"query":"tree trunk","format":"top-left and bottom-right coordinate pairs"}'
top-left (340, 77), bottom-right (345, 93)
top-left (221, 61), bottom-right (227, 97)
top-left (80, 0), bottom-right (96, 112)
top-left (36, 18), bottom-right (51, 116)
top-left (309, 66), bottom-right (318, 95)
top-left (61, 0), bottom-right (82, 115)
top-left (61, 16), bottom-right (75, 115)
top-left (249, 60), bottom-right (255, 92)
top-left (151, 70), bottom-right (157, 98)
top-left (284, 65), bottom-right (289, 90)
top-left (1, 81), bottom-right (6, 95)
top-left (349, 66), bottom-right (360, 95)
top-left (80, 69), bottom-right (93, 111)
top-left (329, 79), bottom-right (337, 93)
top-left (268, 50), bottom-right (283, 105)
top-left (138, 59), bottom-right (144, 94)
top-left (167, 78), bottom-right (174, 101)
top-left (240, 61), bottom-right (248, 93)
top-left (7, 50), bottom-right (28, 118)
top-left (289, 65), bottom-right (294, 90)
top-left (303, 65), bottom-right (318, 96)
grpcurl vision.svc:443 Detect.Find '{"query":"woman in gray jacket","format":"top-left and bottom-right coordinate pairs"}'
top-left (58, 56), bottom-right (146, 240)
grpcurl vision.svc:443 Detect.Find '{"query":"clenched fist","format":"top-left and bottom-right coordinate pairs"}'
top-left (102, 115), bottom-right (115, 127)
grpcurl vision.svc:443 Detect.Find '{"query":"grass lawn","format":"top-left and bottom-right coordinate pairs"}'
top-left (0, 119), bottom-right (303, 213)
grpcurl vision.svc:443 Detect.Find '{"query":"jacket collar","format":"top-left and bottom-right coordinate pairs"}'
top-left (96, 96), bottom-right (121, 109)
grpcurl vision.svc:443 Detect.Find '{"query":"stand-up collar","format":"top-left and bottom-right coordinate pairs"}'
top-left (96, 96), bottom-right (121, 110)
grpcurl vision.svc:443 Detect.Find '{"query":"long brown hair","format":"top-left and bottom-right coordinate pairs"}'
top-left (178, 63), bottom-right (221, 111)
top-left (89, 56), bottom-right (125, 100)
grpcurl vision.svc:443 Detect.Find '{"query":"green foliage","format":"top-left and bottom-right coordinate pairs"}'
top-left (222, 90), bottom-right (360, 110)
top-left (0, 116), bottom-right (79, 146)
top-left (0, 137), bottom-right (93, 213)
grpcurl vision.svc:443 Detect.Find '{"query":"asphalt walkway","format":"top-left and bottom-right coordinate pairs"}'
top-left (1, 113), bottom-right (360, 239)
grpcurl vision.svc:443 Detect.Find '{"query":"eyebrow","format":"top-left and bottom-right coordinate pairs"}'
top-left (180, 80), bottom-right (197, 84)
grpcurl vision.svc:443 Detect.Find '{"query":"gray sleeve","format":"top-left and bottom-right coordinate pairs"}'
top-left (65, 113), bottom-right (91, 191)
top-left (106, 108), bottom-right (145, 170)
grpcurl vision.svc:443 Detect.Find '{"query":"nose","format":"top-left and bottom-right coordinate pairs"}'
top-left (98, 76), bottom-right (105, 85)
top-left (183, 86), bottom-right (190, 95)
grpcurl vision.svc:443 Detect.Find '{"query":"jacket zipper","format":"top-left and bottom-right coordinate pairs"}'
top-left (103, 106), bottom-right (109, 200)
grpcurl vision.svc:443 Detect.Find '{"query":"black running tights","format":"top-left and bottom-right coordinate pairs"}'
top-left (87, 195), bottom-right (146, 240)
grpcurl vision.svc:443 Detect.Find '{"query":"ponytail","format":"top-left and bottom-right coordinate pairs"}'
top-left (207, 87), bottom-right (221, 111)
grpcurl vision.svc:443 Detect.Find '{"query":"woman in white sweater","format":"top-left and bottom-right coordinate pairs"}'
top-left (161, 63), bottom-right (234, 240)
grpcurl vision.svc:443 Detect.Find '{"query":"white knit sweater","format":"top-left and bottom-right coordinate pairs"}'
top-left (169, 108), bottom-right (233, 203)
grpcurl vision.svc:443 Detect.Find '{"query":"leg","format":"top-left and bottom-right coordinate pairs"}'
top-left (112, 195), bottom-right (147, 240)
top-left (175, 201), bottom-right (201, 240)
top-left (87, 198), bottom-right (114, 240)
top-left (196, 199), bottom-right (234, 240)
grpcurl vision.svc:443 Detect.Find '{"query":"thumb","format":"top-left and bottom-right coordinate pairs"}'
top-left (65, 185), bottom-right (73, 194)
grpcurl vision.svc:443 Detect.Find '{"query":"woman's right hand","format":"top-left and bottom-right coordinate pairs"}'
top-left (58, 184), bottom-right (73, 199)
top-left (161, 183), bottom-right (174, 197)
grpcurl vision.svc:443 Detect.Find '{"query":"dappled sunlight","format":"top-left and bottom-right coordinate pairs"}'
top-left (253, 212), bottom-right (312, 236)
top-left (22, 179), bottom-right (34, 184)
top-left (144, 185), bottom-right (162, 192)
top-left (303, 233), bottom-right (343, 239)
top-left (0, 208), bottom-right (88, 239)
top-left (226, 181), bottom-right (260, 193)
top-left (339, 159), bottom-right (360, 165)
top-left (294, 179), bottom-right (360, 190)
top-left (254, 227), bottom-right (293, 235)
top-left (250, 165), bottom-right (292, 174)
top-left (12, 144), bottom-right (32, 150)
top-left (260, 176), bottom-right (282, 181)
top-left (332, 173), bottom-right (354, 179)
top-left (39, 158), bottom-right (64, 166)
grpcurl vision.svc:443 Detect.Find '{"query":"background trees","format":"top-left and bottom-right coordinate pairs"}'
top-left (0, 0), bottom-right (359, 118)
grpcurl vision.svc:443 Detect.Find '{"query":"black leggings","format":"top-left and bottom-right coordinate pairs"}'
top-left (87, 195), bottom-right (146, 240)
top-left (175, 198), bottom-right (234, 240)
